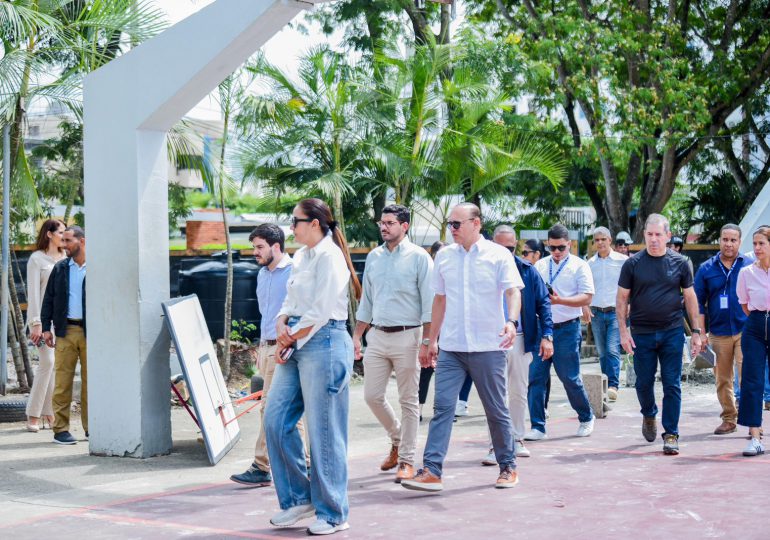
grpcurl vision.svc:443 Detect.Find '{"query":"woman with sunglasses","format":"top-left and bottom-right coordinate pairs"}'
top-left (264, 198), bottom-right (361, 536)
top-left (25, 219), bottom-right (66, 432)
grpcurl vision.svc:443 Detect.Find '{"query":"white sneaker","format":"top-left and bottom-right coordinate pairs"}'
top-left (743, 437), bottom-right (765, 457)
top-left (545, 409), bottom-right (550, 419)
top-left (524, 429), bottom-right (547, 441)
top-left (307, 519), bottom-right (350, 535)
top-left (515, 440), bottom-right (531, 457)
top-left (270, 504), bottom-right (315, 527)
top-left (576, 418), bottom-right (594, 437)
top-left (481, 449), bottom-right (496, 466)
top-left (455, 400), bottom-right (469, 417)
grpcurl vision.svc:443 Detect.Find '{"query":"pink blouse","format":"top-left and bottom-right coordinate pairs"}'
top-left (737, 262), bottom-right (770, 312)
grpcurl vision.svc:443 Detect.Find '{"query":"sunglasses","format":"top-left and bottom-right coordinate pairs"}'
top-left (504, 246), bottom-right (516, 253)
top-left (446, 218), bottom-right (473, 230)
top-left (521, 250), bottom-right (533, 256)
top-left (292, 217), bottom-right (313, 227)
top-left (547, 245), bottom-right (569, 252)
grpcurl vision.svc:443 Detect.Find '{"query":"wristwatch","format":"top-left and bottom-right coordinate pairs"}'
top-left (543, 335), bottom-right (553, 342)
top-left (507, 319), bottom-right (519, 330)
top-left (421, 338), bottom-right (431, 346)
top-left (691, 328), bottom-right (702, 335)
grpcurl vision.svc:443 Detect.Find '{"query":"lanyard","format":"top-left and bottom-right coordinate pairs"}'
top-left (717, 258), bottom-right (735, 295)
top-left (549, 256), bottom-right (569, 286)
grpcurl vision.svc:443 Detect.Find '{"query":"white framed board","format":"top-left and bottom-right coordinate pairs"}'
top-left (162, 295), bottom-right (240, 465)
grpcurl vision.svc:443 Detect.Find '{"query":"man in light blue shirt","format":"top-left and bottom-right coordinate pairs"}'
top-left (231, 224), bottom-right (306, 487)
top-left (353, 204), bottom-right (433, 483)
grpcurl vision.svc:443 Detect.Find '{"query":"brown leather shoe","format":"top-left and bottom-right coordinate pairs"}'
top-left (380, 445), bottom-right (399, 471)
top-left (495, 467), bottom-right (519, 489)
top-left (714, 421), bottom-right (737, 435)
top-left (642, 416), bottom-right (657, 442)
top-left (394, 462), bottom-right (415, 484)
top-left (401, 468), bottom-right (443, 492)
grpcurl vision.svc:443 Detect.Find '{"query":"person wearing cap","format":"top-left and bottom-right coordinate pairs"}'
top-left (668, 236), bottom-right (694, 277)
top-left (614, 231), bottom-right (633, 256)
top-left (586, 226), bottom-right (628, 402)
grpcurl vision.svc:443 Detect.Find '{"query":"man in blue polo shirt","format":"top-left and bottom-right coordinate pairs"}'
top-left (694, 223), bottom-right (747, 435)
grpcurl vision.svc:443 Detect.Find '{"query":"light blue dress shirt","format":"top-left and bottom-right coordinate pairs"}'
top-left (67, 259), bottom-right (86, 319)
top-left (257, 254), bottom-right (292, 341)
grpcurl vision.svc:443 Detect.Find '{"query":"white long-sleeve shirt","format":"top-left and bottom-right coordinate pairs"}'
top-left (278, 234), bottom-right (351, 349)
top-left (25, 250), bottom-right (64, 329)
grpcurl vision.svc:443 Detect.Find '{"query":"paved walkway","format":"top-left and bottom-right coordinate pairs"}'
top-left (1, 365), bottom-right (768, 539)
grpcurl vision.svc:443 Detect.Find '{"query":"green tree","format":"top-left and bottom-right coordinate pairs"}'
top-left (468, 0), bottom-right (770, 239)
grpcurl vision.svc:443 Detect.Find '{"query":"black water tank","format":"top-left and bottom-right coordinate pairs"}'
top-left (178, 251), bottom-right (261, 341)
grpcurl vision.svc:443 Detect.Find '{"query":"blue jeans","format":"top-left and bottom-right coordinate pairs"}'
top-left (591, 308), bottom-right (621, 389)
top-left (528, 319), bottom-right (593, 433)
top-left (459, 374), bottom-right (473, 402)
top-left (734, 361), bottom-right (770, 402)
top-left (422, 350), bottom-right (514, 476)
top-left (632, 327), bottom-right (684, 437)
top-left (264, 319), bottom-right (353, 526)
top-left (737, 312), bottom-right (770, 427)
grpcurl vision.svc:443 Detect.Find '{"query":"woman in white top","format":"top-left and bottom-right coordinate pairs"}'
top-left (25, 219), bottom-right (66, 432)
top-left (264, 198), bottom-right (361, 536)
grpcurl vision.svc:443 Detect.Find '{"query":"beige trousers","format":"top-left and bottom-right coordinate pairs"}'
top-left (26, 342), bottom-right (55, 418)
top-left (710, 333), bottom-right (743, 424)
top-left (487, 337), bottom-right (532, 448)
top-left (253, 342), bottom-right (307, 471)
top-left (52, 326), bottom-right (87, 434)
top-left (363, 327), bottom-right (421, 465)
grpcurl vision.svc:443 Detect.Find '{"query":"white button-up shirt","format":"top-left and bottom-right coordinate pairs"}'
top-left (356, 237), bottom-right (433, 326)
top-left (279, 234), bottom-right (350, 349)
top-left (588, 250), bottom-right (628, 308)
top-left (535, 254), bottom-right (594, 324)
top-left (433, 237), bottom-right (524, 352)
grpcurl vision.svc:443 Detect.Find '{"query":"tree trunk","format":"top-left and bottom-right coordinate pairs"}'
top-left (8, 305), bottom-right (28, 390)
top-left (8, 267), bottom-right (33, 386)
top-left (218, 81), bottom-right (233, 381)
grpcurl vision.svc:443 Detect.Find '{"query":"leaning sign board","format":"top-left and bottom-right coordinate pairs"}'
top-left (162, 295), bottom-right (240, 465)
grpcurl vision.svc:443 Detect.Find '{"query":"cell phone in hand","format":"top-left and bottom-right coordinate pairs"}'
top-left (280, 345), bottom-right (296, 361)
top-left (546, 283), bottom-right (554, 295)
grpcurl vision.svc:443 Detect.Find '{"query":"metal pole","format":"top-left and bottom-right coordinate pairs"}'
top-left (1, 124), bottom-right (10, 395)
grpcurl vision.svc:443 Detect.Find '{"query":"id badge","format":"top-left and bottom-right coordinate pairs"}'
top-left (719, 294), bottom-right (728, 310)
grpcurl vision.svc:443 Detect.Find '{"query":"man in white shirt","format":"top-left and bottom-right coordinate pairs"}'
top-left (586, 226), bottom-right (628, 401)
top-left (401, 203), bottom-right (524, 492)
top-left (526, 224), bottom-right (595, 440)
top-left (353, 204), bottom-right (433, 484)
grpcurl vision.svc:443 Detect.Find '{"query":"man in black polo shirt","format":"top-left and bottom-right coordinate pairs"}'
top-left (617, 214), bottom-right (702, 455)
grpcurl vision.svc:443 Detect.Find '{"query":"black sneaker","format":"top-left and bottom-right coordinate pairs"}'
top-left (230, 463), bottom-right (272, 487)
top-left (663, 434), bottom-right (679, 455)
top-left (53, 431), bottom-right (77, 445)
top-left (642, 417), bottom-right (657, 442)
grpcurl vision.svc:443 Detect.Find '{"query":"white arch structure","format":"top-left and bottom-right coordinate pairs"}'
top-left (84, 0), bottom-right (330, 458)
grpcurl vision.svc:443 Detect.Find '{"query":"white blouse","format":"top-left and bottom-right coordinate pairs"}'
top-left (278, 234), bottom-right (351, 349)
top-left (25, 250), bottom-right (64, 328)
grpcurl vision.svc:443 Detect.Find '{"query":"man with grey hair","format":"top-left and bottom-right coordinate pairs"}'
top-left (617, 213), bottom-right (702, 455)
top-left (586, 226), bottom-right (628, 401)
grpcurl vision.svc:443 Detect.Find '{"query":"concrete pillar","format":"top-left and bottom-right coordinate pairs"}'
top-left (84, 0), bottom-right (329, 458)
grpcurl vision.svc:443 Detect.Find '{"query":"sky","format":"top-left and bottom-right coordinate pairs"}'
top-left (162, 0), bottom-right (344, 120)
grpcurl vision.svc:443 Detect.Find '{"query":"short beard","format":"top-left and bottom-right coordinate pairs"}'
top-left (259, 253), bottom-right (274, 267)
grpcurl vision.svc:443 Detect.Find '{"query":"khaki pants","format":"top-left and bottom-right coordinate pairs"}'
top-left (363, 327), bottom-right (421, 465)
top-left (710, 333), bottom-right (743, 423)
top-left (52, 325), bottom-right (87, 434)
top-left (254, 342), bottom-right (307, 471)
top-left (487, 337), bottom-right (532, 447)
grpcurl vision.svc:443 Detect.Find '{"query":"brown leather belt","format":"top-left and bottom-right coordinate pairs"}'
top-left (373, 325), bottom-right (421, 333)
top-left (592, 306), bottom-right (616, 313)
top-left (261, 339), bottom-right (277, 346)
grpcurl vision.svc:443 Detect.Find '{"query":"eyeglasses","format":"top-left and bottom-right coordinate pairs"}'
top-left (547, 244), bottom-right (569, 252)
top-left (503, 245), bottom-right (516, 253)
top-left (377, 220), bottom-right (401, 228)
top-left (446, 219), bottom-right (473, 230)
top-left (292, 217), bottom-right (313, 227)
top-left (521, 250), bottom-right (532, 257)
